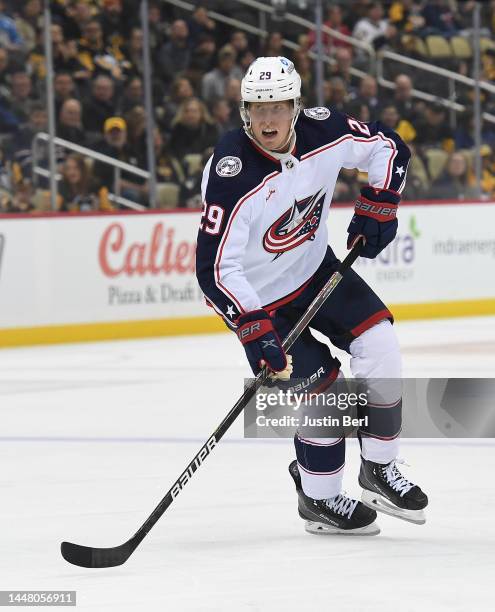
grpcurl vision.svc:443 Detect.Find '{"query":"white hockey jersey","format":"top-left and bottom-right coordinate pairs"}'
top-left (196, 106), bottom-right (410, 324)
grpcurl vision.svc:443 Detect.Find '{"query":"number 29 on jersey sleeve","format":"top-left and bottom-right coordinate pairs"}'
top-left (199, 202), bottom-right (225, 235)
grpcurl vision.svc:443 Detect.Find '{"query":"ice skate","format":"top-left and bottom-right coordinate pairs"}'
top-left (359, 458), bottom-right (428, 525)
top-left (289, 460), bottom-right (380, 536)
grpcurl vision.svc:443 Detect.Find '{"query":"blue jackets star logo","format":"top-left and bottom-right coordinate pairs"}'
top-left (263, 189), bottom-right (326, 259)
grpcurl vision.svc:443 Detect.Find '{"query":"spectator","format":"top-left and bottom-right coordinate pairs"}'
top-left (346, 75), bottom-right (381, 121)
top-left (428, 152), bottom-right (477, 200)
top-left (62, 0), bottom-right (93, 41)
top-left (8, 102), bottom-right (47, 184)
top-left (211, 97), bottom-right (238, 136)
top-left (99, 0), bottom-right (129, 52)
top-left (224, 77), bottom-right (242, 123)
top-left (155, 129), bottom-right (184, 187)
top-left (187, 4), bottom-right (215, 45)
top-left (0, 0), bottom-right (24, 49)
top-left (82, 74), bottom-right (116, 134)
top-left (327, 76), bottom-right (348, 113)
top-left (77, 18), bottom-right (106, 74)
top-left (454, 111), bottom-right (495, 151)
top-left (169, 97), bottom-right (218, 160)
top-left (414, 102), bottom-right (454, 152)
top-left (148, 1), bottom-right (168, 53)
top-left (239, 49), bottom-right (256, 72)
top-left (327, 47), bottom-right (358, 95)
top-left (14, 0), bottom-right (42, 53)
top-left (0, 45), bottom-right (12, 94)
top-left (333, 168), bottom-right (360, 203)
top-left (28, 25), bottom-right (89, 83)
top-left (230, 30), bottom-right (250, 56)
top-left (379, 103), bottom-right (416, 144)
top-left (189, 32), bottom-right (217, 85)
top-left (344, 1), bottom-right (374, 32)
top-left (352, 2), bottom-right (396, 55)
top-left (388, 0), bottom-right (425, 36)
top-left (57, 153), bottom-right (112, 212)
top-left (294, 51), bottom-right (313, 102)
top-left (0, 180), bottom-right (34, 213)
top-left (421, 0), bottom-right (460, 36)
top-left (480, 145), bottom-right (495, 198)
top-left (319, 80), bottom-right (334, 108)
top-left (120, 76), bottom-right (143, 114)
top-left (263, 31), bottom-right (285, 58)
top-left (481, 50), bottom-right (495, 108)
top-left (201, 44), bottom-right (242, 104)
top-left (58, 98), bottom-right (86, 145)
top-left (308, 4), bottom-right (352, 54)
top-left (125, 105), bottom-right (146, 166)
top-left (8, 71), bottom-right (36, 122)
top-left (94, 116), bottom-right (146, 204)
top-left (123, 27), bottom-right (144, 77)
top-left (0, 97), bottom-right (19, 132)
top-left (389, 74), bottom-right (419, 125)
top-left (54, 72), bottom-right (77, 116)
top-left (160, 76), bottom-right (194, 130)
top-left (77, 17), bottom-right (125, 80)
top-left (180, 149), bottom-right (211, 208)
top-left (157, 19), bottom-right (190, 86)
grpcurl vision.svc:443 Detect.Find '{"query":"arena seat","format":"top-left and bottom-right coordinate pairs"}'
top-left (425, 148), bottom-right (449, 181)
top-left (157, 182), bottom-right (180, 208)
top-left (450, 36), bottom-right (472, 60)
top-left (425, 36), bottom-right (452, 59)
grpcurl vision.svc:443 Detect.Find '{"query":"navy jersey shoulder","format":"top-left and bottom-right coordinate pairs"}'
top-left (295, 106), bottom-right (410, 161)
top-left (295, 107), bottom-right (352, 156)
top-left (205, 128), bottom-right (280, 209)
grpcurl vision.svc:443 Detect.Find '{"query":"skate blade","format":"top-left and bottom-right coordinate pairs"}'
top-left (304, 520), bottom-right (380, 536)
top-left (361, 490), bottom-right (426, 525)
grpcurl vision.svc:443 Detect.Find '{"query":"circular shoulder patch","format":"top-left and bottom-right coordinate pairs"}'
top-left (304, 107), bottom-right (331, 121)
top-left (216, 156), bottom-right (242, 177)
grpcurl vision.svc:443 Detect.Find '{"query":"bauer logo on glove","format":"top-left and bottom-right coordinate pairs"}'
top-left (347, 185), bottom-right (401, 259)
top-left (236, 309), bottom-right (288, 376)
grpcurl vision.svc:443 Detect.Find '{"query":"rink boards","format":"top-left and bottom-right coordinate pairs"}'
top-left (1, 201), bottom-right (495, 346)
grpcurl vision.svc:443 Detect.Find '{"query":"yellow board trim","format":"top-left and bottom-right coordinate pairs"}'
top-left (1, 298), bottom-right (495, 348)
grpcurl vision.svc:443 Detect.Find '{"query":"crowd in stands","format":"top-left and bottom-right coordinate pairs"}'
top-left (1, 0), bottom-right (495, 213)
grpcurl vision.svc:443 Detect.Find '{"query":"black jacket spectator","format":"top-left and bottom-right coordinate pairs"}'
top-left (157, 20), bottom-right (190, 86)
top-left (82, 74), bottom-right (116, 134)
top-left (169, 97), bottom-right (218, 161)
top-left (414, 103), bottom-right (454, 151)
top-left (57, 98), bottom-right (88, 147)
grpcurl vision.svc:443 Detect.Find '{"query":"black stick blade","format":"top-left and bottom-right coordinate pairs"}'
top-left (61, 541), bottom-right (133, 568)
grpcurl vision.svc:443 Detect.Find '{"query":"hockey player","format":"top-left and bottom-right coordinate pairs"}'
top-left (196, 56), bottom-right (428, 535)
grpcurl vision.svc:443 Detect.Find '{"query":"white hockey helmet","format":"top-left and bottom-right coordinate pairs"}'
top-left (240, 56), bottom-right (302, 146)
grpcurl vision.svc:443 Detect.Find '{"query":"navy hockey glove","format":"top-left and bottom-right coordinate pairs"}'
top-left (236, 309), bottom-right (287, 376)
top-left (347, 186), bottom-right (400, 259)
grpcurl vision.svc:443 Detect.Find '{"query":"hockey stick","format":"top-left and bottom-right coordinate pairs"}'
top-left (61, 241), bottom-right (363, 568)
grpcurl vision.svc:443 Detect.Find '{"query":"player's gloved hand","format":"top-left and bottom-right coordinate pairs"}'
top-left (347, 186), bottom-right (400, 259)
top-left (266, 354), bottom-right (293, 381)
top-left (236, 309), bottom-right (287, 376)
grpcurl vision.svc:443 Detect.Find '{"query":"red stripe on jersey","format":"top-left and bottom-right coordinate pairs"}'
top-left (263, 276), bottom-right (313, 312)
top-left (351, 309), bottom-right (393, 337)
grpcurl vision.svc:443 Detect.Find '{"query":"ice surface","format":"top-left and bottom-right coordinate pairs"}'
top-left (1, 317), bottom-right (494, 611)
